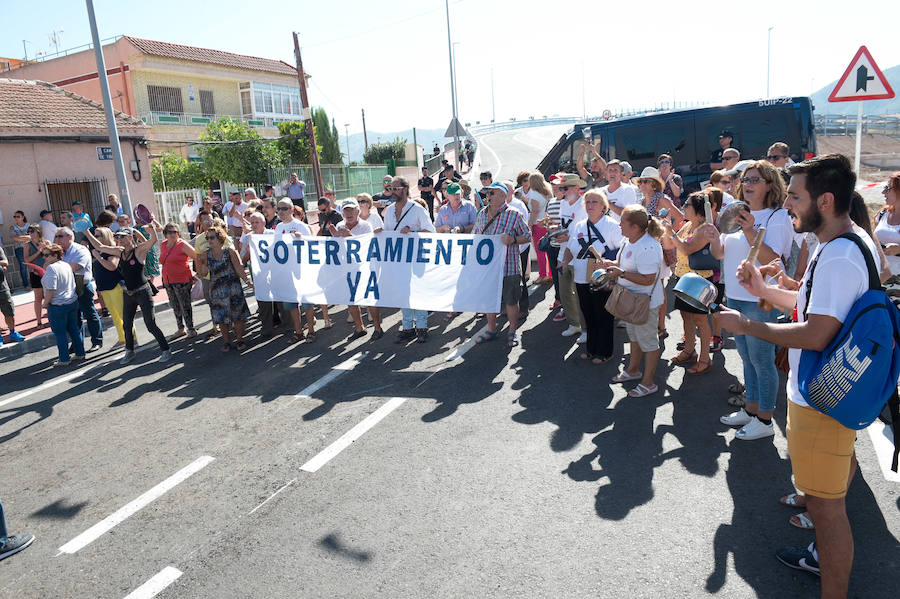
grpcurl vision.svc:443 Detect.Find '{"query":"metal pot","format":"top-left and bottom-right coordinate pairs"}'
top-left (546, 228), bottom-right (569, 241)
top-left (590, 268), bottom-right (613, 291)
top-left (716, 200), bottom-right (750, 234)
top-left (673, 272), bottom-right (721, 313)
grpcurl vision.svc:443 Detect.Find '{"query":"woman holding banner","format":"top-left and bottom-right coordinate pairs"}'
top-left (197, 225), bottom-right (253, 352)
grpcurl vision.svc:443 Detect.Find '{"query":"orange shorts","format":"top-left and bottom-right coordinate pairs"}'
top-left (786, 401), bottom-right (857, 499)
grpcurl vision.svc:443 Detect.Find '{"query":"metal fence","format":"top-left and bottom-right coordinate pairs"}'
top-left (267, 164), bottom-right (389, 206)
top-left (816, 114), bottom-right (900, 137)
top-left (153, 188), bottom-right (205, 227)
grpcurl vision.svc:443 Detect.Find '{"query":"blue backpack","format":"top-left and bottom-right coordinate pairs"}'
top-left (798, 233), bottom-right (900, 435)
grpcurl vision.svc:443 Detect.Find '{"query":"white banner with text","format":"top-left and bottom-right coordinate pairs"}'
top-left (247, 232), bottom-right (505, 313)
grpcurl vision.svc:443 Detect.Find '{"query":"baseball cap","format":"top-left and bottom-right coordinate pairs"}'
top-left (446, 182), bottom-right (461, 195)
top-left (620, 161), bottom-right (633, 173)
top-left (40, 209), bottom-right (52, 217)
top-left (486, 182), bottom-right (509, 193)
top-left (719, 129), bottom-right (734, 139)
top-left (72, 200), bottom-right (83, 206)
top-left (114, 227), bottom-right (134, 237)
top-left (342, 198), bottom-right (360, 210)
top-left (383, 175), bottom-right (393, 183)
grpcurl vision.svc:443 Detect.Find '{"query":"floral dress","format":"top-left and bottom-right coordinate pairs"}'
top-left (206, 248), bottom-right (250, 325)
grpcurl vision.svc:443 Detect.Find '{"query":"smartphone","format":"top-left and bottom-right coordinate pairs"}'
top-left (582, 127), bottom-right (592, 141)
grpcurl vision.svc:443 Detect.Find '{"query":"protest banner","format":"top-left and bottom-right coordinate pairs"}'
top-left (247, 232), bottom-right (505, 313)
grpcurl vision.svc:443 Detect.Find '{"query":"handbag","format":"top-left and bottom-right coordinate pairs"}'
top-left (538, 234), bottom-right (552, 253)
top-left (190, 276), bottom-right (204, 301)
top-left (604, 246), bottom-right (661, 324)
top-left (688, 244), bottom-right (719, 271)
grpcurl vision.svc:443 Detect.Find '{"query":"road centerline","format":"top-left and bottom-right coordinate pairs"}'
top-left (58, 456), bottom-right (215, 554)
top-left (123, 566), bottom-right (183, 599)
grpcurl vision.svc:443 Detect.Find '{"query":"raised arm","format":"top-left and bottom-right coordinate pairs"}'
top-left (135, 221), bottom-right (160, 263)
top-left (83, 229), bottom-right (123, 255)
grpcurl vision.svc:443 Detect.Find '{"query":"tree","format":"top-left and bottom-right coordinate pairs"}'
top-left (197, 117), bottom-right (285, 184)
top-left (275, 108), bottom-right (343, 165)
top-left (313, 108), bottom-right (343, 164)
top-left (276, 120), bottom-right (315, 164)
top-left (150, 152), bottom-right (208, 191)
top-left (364, 137), bottom-right (407, 164)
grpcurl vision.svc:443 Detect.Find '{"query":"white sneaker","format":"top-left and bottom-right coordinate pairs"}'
top-left (576, 332), bottom-right (587, 344)
top-left (736, 417), bottom-right (775, 440)
top-left (720, 408), bottom-right (752, 427)
top-left (158, 350), bottom-right (172, 363)
top-left (561, 325), bottom-right (581, 337)
top-left (119, 350), bottom-right (136, 365)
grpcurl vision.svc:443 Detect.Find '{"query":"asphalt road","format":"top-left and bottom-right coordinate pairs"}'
top-left (475, 125), bottom-right (571, 181)
top-left (1, 125), bottom-right (898, 598)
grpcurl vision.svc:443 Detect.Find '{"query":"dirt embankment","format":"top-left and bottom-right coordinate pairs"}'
top-left (818, 135), bottom-right (899, 182)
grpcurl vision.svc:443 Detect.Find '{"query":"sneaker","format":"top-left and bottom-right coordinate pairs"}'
top-left (395, 329), bottom-right (416, 343)
top-left (616, 320), bottom-right (627, 328)
top-left (720, 408), bottom-right (753, 427)
top-left (561, 325), bottom-right (581, 337)
top-left (710, 336), bottom-right (725, 352)
top-left (416, 328), bottom-right (429, 343)
top-left (120, 350), bottom-right (136, 365)
top-left (0, 534), bottom-right (35, 562)
top-left (8, 331), bottom-right (25, 343)
top-left (87, 342), bottom-right (103, 353)
top-left (576, 332), bottom-right (587, 344)
top-left (775, 542), bottom-right (820, 576)
top-left (71, 354), bottom-right (86, 361)
top-left (158, 350), bottom-right (172, 363)
top-left (552, 310), bottom-right (566, 322)
top-left (52, 360), bottom-right (71, 368)
top-left (736, 417), bottom-right (775, 440)
top-left (348, 329), bottom-right (367, 341)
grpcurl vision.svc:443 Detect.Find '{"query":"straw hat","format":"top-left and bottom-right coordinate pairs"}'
top-left (555, 173), bottom-right (588, 188)
top-left (635, 166), bottom-right (666, 190)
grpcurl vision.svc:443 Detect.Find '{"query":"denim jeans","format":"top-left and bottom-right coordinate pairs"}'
top-left (76, 282), bottom-right (103, 346)
top-left (13, 247), bottom-right (28, 289)
top-left (547, 245), bottom-right (561, 301)
top-left (729, 297), bottom-right (779, 412)
top-left (49, 300), bottom-right (84, 362)
top-left (401, 308), bottom-right (427, 330)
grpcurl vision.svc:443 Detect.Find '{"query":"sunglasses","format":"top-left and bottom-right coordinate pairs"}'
top-left (164, 230), bottom-right (178, 235)
top-left (658, 160), bottom-right (672, 165)
top-left (740, 176), bottom-right (763, 185)
top-left (387, 186), bottom-right (406, 191)
top-left (54, 234), bottom-right (66, 238)
top-left (277, 206), bottom-right (292, 211)
top-left (486, 190), bottom-right (502, 196)
top-left (205, 235), bottom-right (216, 241)
top-left (766, 155), bottom-right (787, 161)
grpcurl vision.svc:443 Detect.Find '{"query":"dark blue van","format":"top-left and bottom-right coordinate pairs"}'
top-left (537, 97), bottom-right (817, 192)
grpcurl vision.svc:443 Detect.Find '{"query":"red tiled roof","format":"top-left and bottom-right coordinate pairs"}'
top-left (0, 78), bottom-right (147, 133)
top-left (124, 36), bottom-right (297, 76)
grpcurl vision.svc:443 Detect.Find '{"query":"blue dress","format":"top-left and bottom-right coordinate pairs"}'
top-left (206, 249), bottom-right (250, 325)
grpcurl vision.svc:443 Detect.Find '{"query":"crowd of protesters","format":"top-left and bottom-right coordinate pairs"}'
top-left (2, 142), bottom-right (898, 596)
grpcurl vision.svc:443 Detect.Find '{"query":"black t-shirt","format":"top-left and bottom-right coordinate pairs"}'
top-left (418, 176), bottom-right (434, 199)
top-left (265, 216), bottom-right (279, 230)
top-left (709, 148), bottom-right (725, 164)
top-left (317, 209), bottom-right (343, 235)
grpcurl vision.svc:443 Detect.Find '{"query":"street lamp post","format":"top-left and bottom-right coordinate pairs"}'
top-left (444, 0), bottom-right (459, 170)
top-left (766, 26), bottom-right (774, 98)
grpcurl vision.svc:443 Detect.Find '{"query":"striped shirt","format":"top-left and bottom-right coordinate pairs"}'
top-left (473, 206), bottom-right (530, 276)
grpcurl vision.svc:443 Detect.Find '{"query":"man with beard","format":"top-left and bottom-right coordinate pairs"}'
top-left (713, 154), bottom-right (880, 598)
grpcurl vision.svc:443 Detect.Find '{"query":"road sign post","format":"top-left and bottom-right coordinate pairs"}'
top-left (827, 45), bottom-right (895, 176)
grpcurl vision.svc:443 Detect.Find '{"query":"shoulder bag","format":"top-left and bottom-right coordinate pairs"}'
top-left (604, 246), bottom-right (661, 324)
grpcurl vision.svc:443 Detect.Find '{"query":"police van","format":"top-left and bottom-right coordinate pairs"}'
top-left (537, 97), bottom-right (817, 192)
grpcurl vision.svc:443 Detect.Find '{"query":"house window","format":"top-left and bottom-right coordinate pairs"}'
top-left (199, 90), bottom-right (215, 117)
top-left (147, 85), bottom-right (183, 114)
top-left (242, 82), bottom-right (303, 121)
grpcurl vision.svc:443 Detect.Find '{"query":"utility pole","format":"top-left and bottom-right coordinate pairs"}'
top-left (490, 68), bottom-right (495, 123)
top-left (85, 0), bottom-right (131, 215)
top-left (361, 108), bottom-right (369, 152)
top-left (766, 26), bottom-right (774, 98)
top-left (445, 0), bottom-right (459, 171)
top-left (293, 32), bottom-right (323, 201)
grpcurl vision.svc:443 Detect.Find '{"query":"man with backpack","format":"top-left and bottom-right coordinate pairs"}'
top-left (714, 154), bottom-right (893, 599)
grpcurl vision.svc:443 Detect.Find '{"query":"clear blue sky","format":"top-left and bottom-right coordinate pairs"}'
top-left (2, 0), bottom-right (898, 134)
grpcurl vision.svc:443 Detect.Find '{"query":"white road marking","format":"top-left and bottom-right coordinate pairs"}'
top-left (300, 397), bottom-right (408, 472)
top-left (58, 456), bottom-right (215, 554)
top-left (478, 134), bottom-right (504, 179)
top-left (294, 352), bottom-right (366, 400)
top-left (248, 478), bottom-right (297, 515)
top-left (866, 421), bottom-right (900, 482)
top-left (123, 566), bottom-right (183, 599)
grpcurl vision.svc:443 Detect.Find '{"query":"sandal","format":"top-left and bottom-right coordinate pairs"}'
top-left (322, 319), bottom-right (333, 330)
top-left (220, 342), bottom-right (231, 353)
top-left (628, 383), bottom-right (659, 398)
top-left (612, 370), bottom-right (642, 383)
top-left (235, 340), bottom-right (247, 351)
top-left (305, 332), bottom-right (317, 343)
top-left (687, 359), bottom-right (713, 375)
top-left (289, 332), bottom-right (305, 343)
top-left (445, 312), bottom-right (461, 321)
top-left (670, 349), bottom-right (697, 365)
top-left (592, 356), bottom-right (613, 365)
top-left (579, 353), bottom-right (595, 360)
top-left (729, 382), bottom-right (746, 394)
top-left (658, 328), bottom-right (669, 340)
top-left (780, 493), bottom-right (807, 508)
top-left (789, 512), bottom-right (815, 530)
top-left (475, 329), bottom-right (499, 344)
top-left (506, 332), bottom-right (520, 347)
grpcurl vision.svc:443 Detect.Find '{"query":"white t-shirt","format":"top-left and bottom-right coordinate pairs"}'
top-left (719, 207), bottom-right (794, 302)
top-left (274, 219), bottom-right (312, 236)
top-left (602, 183), bottom-right (641, 216)
top-left (42, 261), bottom-right (77, 305)
top-left (223, 200), bottom-right (249, 228)
top-left (39, 219), bottom-right (58, 241)
top-left (179, 203), bottom-right (200, 224)
top-left (873, 210), bottom-right (900, 275)
top-left (523, 189), bottom-right (549, 221)
top-left (721, 191), bottom-right (736, 207)
top-left (362, 210), bottom-right (384, 232)
top-left (335, 219), bottom-right (374, 236)
top-left (618, 232), bottom-right (665, 308)
top-left (382, 201), bottom-right (435, 233)
top-left (787, 228), bottom-right (880, 407)
top-left (506, 198), bottom-right (531, 253)
top-left (240, 229), bottom-right (272, 259)
top-left (565, 216), bottom-right (624, 284)
top-left (555, 197), bottom-right (587, 247)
